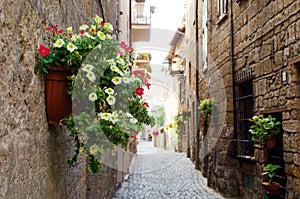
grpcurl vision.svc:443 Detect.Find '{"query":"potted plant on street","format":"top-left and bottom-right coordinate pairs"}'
top-left (249, 115), bottom-right (281, 149)
top-left (262, 164), bottom-right (281, 195)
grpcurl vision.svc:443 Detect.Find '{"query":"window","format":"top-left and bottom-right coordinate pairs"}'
top-left (218, 0), bottom-right (227, 18)
top-left (228, 70), bottom-right (254, 160)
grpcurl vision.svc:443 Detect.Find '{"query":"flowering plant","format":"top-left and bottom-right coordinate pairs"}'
top-left (173, 109), bottom-right (189, 134)
top-left (199, 98), bottom-right (215, 121)
top-left (36, 15), bottom-right (154, 172)
top-left (35, 15), bottom-right (122, 74)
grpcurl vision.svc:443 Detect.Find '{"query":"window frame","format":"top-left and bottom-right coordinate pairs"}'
top-left (218, 0), bottom-right (228, 19)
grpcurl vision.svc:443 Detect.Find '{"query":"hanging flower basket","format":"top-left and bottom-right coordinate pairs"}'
top-left (45, 66), bottom-right (72, 124)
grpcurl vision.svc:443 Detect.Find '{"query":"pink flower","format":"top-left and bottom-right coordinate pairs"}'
top-left (37, 45), bottom-right (50, 57)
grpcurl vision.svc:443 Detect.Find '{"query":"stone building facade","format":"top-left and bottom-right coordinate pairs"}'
top-left (0, 0), bottom-right (131, 198)
top-left (178, 0), bottom-right (300, 198)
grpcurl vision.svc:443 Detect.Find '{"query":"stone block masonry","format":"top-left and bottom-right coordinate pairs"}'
top-left (0, 0), bottom-right (120, 198)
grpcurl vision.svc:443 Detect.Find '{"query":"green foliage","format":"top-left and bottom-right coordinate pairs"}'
top-left (154, 105), bottom-right (165, 128)
top-left (199, 98), bottom-right (215, 121)
top-left (173, 109), bottom-right (189, 134)
top-left (37, 16), bottom-right (154, 173)
top-left (249, 115), bottom-right (281, 141)
top-left (262, 164), bottom-right (280, 183)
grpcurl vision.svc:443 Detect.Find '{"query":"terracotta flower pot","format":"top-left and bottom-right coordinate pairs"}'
top-left (262, 182), bottom-right (280, 195)
top-left (46, 66), bottom-right (72, 124)
top-left (265, 136), bottom-right (277, 149)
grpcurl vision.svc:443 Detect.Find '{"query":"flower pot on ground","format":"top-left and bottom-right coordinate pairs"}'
top-left (46, 66), bottom-right (72, 124)
top-left (249, 115), bottom-right (281, 149)
top-left (262, 182), bottom-right (280, 195)
top-left (262, 164), bottom-right (281, 195)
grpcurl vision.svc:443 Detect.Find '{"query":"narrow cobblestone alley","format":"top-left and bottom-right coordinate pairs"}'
top-left (114, 141), bottom-right (225, 199)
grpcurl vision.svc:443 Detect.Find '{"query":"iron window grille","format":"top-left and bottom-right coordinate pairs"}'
top-left (229, 69), bottom-right (254, 160)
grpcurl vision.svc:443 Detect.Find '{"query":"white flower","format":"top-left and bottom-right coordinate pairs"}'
top-left (99, 113), bottom-right (111, 120)
top-left (116, 57), bottom-right (125, 65)
top-left (89, 92), bottom-right (97, 101)
top-left (94, 15), bottom-right (103, 24)
top-left (122, 77), bottom-right (130, 84)
top-left (106, 34), bottom-right (113, 40)
top-left (70, 34), bottom-right (80, 41)
top-left (104, 23), bottom-right (113, 32)
top-left (79, 24), bottom-right (89, 31)
top-left (82, 64), bottom-right (94, 72)
top-left (66, 27), bottom-right (73, 33)
top-left (125, 112), bottom-right (133, 118)
top-left (106, 95), bottom-right (116, 105)
top-left (90, 25), bottom-right (96, 31)
top-left (130, 75), bottom-right (136, 82)
top-left (107, 59), bottom-right (116, 66)
top-left (84, 32), bottom-right (95, 40)
top-left (110, 116), bottom-right (118, 124)
top-left (105, 88), bottom-right (114, 95)
top-left (112, 111), bottom-right (120, 117)
top-left (112, 77), bottom-right (122, 85)
top-left (110, 65), bottom-right (119, 72)
top-left (96, 44), bottom-right (102, 49)
top-left (97, 31), bottom-right (106, 40)
top-left (130, 118), bottom-right (138, 124)
top-left (54, 39), bottom-right (65, 48)
top-left (86, 71), bottom-right (96, 82)
top-left (67, 42), bottom-right (78, 53)
top-left (90, 144), bottom-right (99, 155)
top-left (117, 70), bottom-right (124, 76)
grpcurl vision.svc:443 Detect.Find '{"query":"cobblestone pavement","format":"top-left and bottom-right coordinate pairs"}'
top-left (114, 141), bottom-right (225, 199)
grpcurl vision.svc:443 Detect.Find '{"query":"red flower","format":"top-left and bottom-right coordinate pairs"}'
top-left (146, 82), bottom-right (151, 89)
top-left (66, 33), bottom-right (73, 38)
top-left (135, 87), bottom-right (144, 96)
top-left (101, 21), bottom-right (105, 27)
top-left (46, 24), bottom-right (58, 31)
top-left (80, 30), bottom-right (85, 34)
top-left (142, 102), bottom-right (149, 108)
top-left (131, 134), bottom-right (136, 139)
top-left (37, 45), bottom-right (50, 57)
top-left (55, 29), bottom-right (64, 34)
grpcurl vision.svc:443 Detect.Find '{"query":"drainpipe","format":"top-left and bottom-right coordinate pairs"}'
top-left (115, 0), bottom-right (120, 40)
top-left (195, 0), bottom-right (200, 170)
top-left (129, 0), bottom-right (132, 46)
top-left (99, 0), bottom-right (106, 22)
top-left (231, 0), bottom-right (237, 136)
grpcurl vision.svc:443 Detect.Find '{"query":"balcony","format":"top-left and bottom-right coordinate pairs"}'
top-left (169, 55), bottom-right (185, 76)
top-left (131, 0), bottom-right (153, 42)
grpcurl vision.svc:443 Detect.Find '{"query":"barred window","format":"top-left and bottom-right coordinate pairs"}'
top-left (229, 70), bottom-right (254, 160)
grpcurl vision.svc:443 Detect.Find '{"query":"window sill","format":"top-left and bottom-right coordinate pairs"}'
top-left (217, 14), bottom-right (228, 25)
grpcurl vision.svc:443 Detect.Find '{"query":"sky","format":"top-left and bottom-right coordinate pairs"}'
top-left (139, 0), bottom-right (186, 114)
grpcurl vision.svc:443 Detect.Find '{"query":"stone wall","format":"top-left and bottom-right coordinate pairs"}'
top-left (0, 0), bottom-right (123, 198)
top-left (182, 0), bottom-right (300, 198)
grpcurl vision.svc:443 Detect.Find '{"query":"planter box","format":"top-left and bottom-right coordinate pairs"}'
top-left (46, 66), bottom-right (72, 124)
